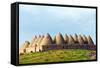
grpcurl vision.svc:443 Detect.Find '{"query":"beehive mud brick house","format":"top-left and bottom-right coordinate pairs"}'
top-left (19, 33), bottom-right (96, 54)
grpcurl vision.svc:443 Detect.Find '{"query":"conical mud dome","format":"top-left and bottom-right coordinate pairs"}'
top-left (55, 32), bottom-right (65, 45)
top-left (30, 36), bottom-right (37, 46)
top-left (78, 34), bottom-right (84, 44)
top-left (68, 35), bottom-right (74, 44)
top-left (37, 35), bottom-right (44, 46)
top-left (22, 41), bottom-right (30, 49)
top-left (73, 34), bottom-right (79, 44)
top-left (87, 35), bottom-right (94, 45)
top-left (40, 33), bottom-right (53, 46)
top-left (32, 36), bottom-right (39, 46)
top-left (64, 34), bottom-right (68, 44)
top-left (36, 35), bottom-right (41, 46)
top-left (82, 35), bottom-right (88, 44)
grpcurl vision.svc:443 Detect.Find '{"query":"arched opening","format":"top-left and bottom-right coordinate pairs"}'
top-left (39, 49), bottom-right (41, 52)
top-left (30, 51), bottom-right (33, 53)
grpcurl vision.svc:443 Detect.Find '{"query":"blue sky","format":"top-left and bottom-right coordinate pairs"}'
top-left (19, 4), bottom-right (96, 47)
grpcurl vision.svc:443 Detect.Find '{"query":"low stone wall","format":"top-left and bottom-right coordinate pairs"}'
top-left (19, 44), bottom-right (96, 55)
top-left (42, 44), bottom-right (96, 51)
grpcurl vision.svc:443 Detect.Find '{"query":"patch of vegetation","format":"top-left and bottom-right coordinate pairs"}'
top-left (19, 49), bottom-right (96, 64)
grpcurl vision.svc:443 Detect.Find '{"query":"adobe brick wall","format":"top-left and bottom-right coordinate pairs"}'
top-left (41, 44), bottom-right (96, 51)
